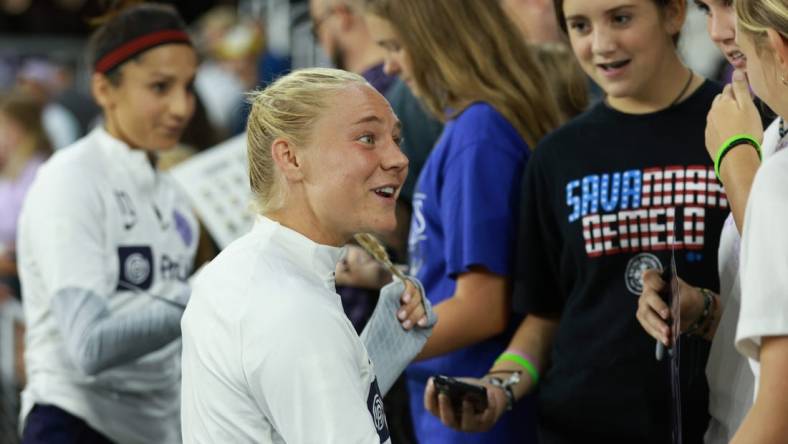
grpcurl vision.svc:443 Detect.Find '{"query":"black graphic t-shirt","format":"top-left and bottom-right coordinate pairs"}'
top-left (514, 80), bottom-right (726, 443)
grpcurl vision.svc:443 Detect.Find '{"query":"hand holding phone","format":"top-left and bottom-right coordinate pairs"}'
top-left (432, 374), bottom-right (488, 415)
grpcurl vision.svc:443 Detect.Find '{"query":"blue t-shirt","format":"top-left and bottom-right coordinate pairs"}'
top-left (406, 102), bottom-right (536, 443)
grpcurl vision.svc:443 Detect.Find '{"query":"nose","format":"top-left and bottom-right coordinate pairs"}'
top-left (709, 13), bottom-right (735, 44)
top-left (382, 55), bottom-right (401, 77)
top-left (170, 87), bottom-right (194, 121)
top-left (382, 137), bottom-right (409, 175)
top-left (591, 26), bottom-right (617, 55)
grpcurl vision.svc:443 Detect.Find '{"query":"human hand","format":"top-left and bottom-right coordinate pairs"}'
top-left (636, 269), bottom-right (705, 346)
top-left (396, 279), bottom-right (429, 330)
top-left (335, 245), bottom-right (391, 289)
top-left (424, 376), bottom-right (508, 432)
top-left (705, 70), bottom-right (764, 161)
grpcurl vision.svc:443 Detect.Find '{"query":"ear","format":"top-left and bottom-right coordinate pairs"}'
top-left (270, 138), bottom-right (305, 182)
top-left (766, 29), bottom-right (788, 76)
top-left (91, 72), bottom-right (115, 110)
top-left (663, 0), bottom-right (687, 37)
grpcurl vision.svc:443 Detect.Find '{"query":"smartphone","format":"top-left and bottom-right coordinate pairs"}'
top-left (432, 374), bottom-right (488, 415)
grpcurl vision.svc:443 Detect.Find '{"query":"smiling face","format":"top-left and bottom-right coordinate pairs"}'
top-left (563, 0), bottom-right (682, 102)
top-left (94, 43), bottom-right (198, 151)
top-left (365, 14), bottom-right (417, 94)
top-left (298, 83), bottom-right (409, 244)
top-left (694, 0), bottom-right (745, 69)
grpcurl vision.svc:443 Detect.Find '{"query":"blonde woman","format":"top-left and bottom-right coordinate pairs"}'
top-left (704, 0), bottom-right (788, 442)
top-left (180, 68), bottom-right (434, 444)
top-left (361, 0), bottom-right (563, 442)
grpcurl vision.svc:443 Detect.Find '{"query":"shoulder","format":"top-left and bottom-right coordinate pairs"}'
top-left (531, 103), bottom-right (605, 164)
top-left (751, 148), bottom-right (788, 206)
top-left (26, 138), bottom-right (105, 209)
top-left (442, 102), bottom-right (528, 155)
top-left (452, 102), bottom-right (516, 135)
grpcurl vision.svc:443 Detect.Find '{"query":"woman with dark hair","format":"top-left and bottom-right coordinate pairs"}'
top-left (17, 3), bottom-right (199, 443)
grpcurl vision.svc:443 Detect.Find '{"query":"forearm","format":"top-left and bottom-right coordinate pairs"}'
top-left (719, 147), bottom-right (760, 233)
top-left (415, 293), bottom-right (508, 361)
top-left (488, 314), bottom-right (558, 400)
top-left (52, 287), bottom-right (185, 375)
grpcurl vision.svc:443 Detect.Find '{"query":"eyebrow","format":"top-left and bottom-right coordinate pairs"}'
top-left (352, 115), bottom-right (401, 128)
top-left (565, 3), bottom-right (636, 21)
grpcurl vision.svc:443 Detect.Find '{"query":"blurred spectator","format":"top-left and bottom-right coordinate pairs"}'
top-left (16, 58), bottom-right (80, 149)
top-left (0, 90), bottom-right (51, 301)
top-left (501, 0), bottom-right (563, 44)
top-left (193, 6), bottom-right (267, 136)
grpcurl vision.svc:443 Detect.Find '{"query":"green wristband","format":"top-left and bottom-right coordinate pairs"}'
top-left (714, 134), bottom-right (761, 182)
top-left (495, 352), bottom-right (539, 385)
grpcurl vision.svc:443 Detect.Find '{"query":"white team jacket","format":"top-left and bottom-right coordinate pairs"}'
top-left (17, 127), bottom-right (198, 443)
top-left (181, 216), bottom-right (391, 444)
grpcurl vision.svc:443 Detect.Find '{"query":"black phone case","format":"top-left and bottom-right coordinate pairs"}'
top-left (433, 375), bottom-right (488, 414)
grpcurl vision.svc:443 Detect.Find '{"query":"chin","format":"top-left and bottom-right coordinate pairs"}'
top-left (365, 217), bottom-right (398, 236)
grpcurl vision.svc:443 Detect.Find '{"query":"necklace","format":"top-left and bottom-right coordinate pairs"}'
top-left (669, 68), bottom-right (694, 107)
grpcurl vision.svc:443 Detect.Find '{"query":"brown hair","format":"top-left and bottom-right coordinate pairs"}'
top-left (532, 42), bottom-right (589, 120)
top-left (0, 90), bottom-right (52, 157)
top-left (363, 0), bottom-right (562, 148)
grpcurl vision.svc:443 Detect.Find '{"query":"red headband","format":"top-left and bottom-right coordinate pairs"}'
top-left (94, 29), bottom-right (192, 74)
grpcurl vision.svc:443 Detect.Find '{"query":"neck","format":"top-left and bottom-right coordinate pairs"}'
top-left (102, 118), bottom-right (158, 167)
top-left (607, 54), bottom-right (697, 114)
top-left (265, 202), bottom-right (348, 248)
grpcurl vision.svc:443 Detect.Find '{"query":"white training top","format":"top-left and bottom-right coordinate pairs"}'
top-left (181, 216), bottom-right (391, 444)
top-left (736, 119), bottom-right (788, 392)
top-left (17, 127), bottom-right (198, 443)
top-left (704, 118), bottom-right (783, 443)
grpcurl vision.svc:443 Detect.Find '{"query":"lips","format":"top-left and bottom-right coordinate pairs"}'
top-left (373, 185), bottom-right (396, 198)
top-left (727, 50), bottom-right (746, 69)
top-left (597, 59), bottom-right (631, 71)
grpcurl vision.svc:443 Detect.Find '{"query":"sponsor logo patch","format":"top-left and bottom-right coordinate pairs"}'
top-left (117, 246), bottom-right (153, 291)
top-left (366, 379), bottom-right (389, 442)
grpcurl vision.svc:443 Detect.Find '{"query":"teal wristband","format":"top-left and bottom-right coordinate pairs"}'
top-left (714, 134), bottom-right (761, 182)
top-left (495, 352), bottom-right (539, 385)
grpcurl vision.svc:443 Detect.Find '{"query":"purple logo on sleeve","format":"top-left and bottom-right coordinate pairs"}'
top-left (173, 209), bottom-right (193, 246)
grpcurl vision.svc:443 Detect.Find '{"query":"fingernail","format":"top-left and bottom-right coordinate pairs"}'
top-left (661, 309), bottom-right (669, 318)
top-left (733, 70), bottom-right (745, 81)
top-left (402, 320), bottom-right (413, 329)
top-left (398, 310), bottom-right (407, 320)
top-left (418, 317), bottom-right (428, 327)
top-left (402, 292), bottom-right (412, 303)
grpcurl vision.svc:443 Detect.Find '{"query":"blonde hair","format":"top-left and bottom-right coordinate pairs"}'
top-left (736, 0), bottom-right (788, 50)
top-left (246, 67), bottom-right (367, 213)
top-left (363, 0), bottom-right (562, 148)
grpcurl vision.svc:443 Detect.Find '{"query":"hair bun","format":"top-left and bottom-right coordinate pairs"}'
top-left (88, 0), bottom-right (146, 27)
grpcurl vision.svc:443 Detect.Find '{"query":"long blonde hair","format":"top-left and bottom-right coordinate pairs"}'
top-left (363, 0), bottom-right (562, 148)
top-left (246, 68), bottom-right (367, 213)
top-left (736, 0), bottom-right (788, 49)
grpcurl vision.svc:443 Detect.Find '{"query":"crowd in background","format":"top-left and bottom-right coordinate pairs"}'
top-left (2, 0), bottom-right (788, 443)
